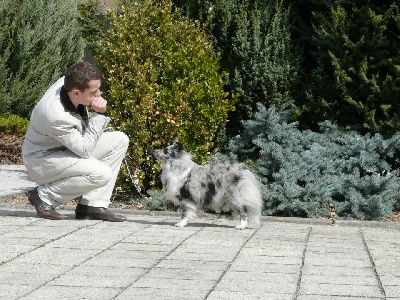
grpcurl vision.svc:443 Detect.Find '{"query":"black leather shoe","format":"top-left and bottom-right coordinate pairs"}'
top-left (75, 203), bottom-right (127, 222)
top-left (28, 187), bottom-right (65, 220)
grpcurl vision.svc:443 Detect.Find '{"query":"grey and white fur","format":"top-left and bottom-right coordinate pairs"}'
top-left (154, 141), bottom-right (263, 230)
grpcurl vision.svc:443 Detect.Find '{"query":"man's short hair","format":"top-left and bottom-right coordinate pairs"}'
top-left (64, 61), bottom-right (101, 92)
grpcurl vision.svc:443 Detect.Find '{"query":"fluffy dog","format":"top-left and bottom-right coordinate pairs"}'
top-left (154, 141), bottom-right (263, 229)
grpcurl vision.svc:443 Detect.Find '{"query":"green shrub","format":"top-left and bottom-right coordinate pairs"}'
top-left (173, 0), bottom-right (301, 138)
top-left (141, 189), bottom-right (176, 212)
top-left (227, 103), bottom-right (400, 220)
top-left (93, 0), bottom-right (235, 192)
top-left (293, 1), bottom-right (400, 135)
top-left (0, 0), bottom-right (85, 118)
top-left (0, 115), bottom-right (29, 136)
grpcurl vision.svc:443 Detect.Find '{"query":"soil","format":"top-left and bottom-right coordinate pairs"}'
top-left (0, 132), bottom-right (24, 165)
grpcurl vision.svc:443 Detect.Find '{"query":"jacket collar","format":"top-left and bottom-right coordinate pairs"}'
top-left (60, 86), bottom-right (88, 121)
top-left (60, 86), bottom-right (76, 112)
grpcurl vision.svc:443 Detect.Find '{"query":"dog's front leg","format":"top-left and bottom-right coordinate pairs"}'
top-left (175, 202), bottom-right (196, 228)
top-left (175, 204), bottom-right (189, 227)
top-left (235, 207), bottom-right (248, 230)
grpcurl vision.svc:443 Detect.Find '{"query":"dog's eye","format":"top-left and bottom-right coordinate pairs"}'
top-left (163, 148), bottom-right (168, 154)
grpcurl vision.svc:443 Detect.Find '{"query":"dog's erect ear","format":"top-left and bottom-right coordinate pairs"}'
top-left (173, 141), bottom-right (184, 152)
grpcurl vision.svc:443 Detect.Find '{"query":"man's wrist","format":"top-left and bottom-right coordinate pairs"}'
top-left (93, 111), bottom-right (108, 116)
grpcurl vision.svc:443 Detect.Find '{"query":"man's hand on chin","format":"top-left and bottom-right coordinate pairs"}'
top-left (91, 96), bottom-right (107, 114)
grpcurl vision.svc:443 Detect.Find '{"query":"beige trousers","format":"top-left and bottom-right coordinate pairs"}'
top-left (38, 131), bottom-right (129, 208)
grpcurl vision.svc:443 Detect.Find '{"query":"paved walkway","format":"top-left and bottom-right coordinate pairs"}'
top-left (0, 165), bottom-right (36, 199)
top-left (0, 165), bottom-right (399, 300)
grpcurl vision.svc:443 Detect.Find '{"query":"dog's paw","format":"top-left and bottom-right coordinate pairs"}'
top-left (175, 221), bottom-right (188, 227)
top-left (175, 217), bottom-right (189, 227)
top-left (236, 220), bottom-right (248, 230)
top-left (235, 224), bottom-right (246, 230)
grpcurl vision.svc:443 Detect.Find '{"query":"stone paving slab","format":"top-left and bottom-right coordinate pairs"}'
top-left (0, 165), bottom-right (36, 199)
top-left (0, 204), bottom-right (398, 300)
top-left (1, 165), bottom-right (399, 299)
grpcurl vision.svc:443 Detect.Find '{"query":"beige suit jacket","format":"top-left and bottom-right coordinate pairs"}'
top-left (22, 77), bottom-right (110, 184)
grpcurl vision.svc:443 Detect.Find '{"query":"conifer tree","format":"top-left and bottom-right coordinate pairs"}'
top-left (173, 0), bottom-right (300, 138)
top-left (0, 0), bottom-right (85, 118)
top-left (293, 0), bottom-right (400, 135)
top-left (228, 103), bottom-right (400, 220)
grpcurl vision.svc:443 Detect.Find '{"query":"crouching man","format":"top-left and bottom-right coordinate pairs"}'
top-left (22, 61), bottom-right (129, 221)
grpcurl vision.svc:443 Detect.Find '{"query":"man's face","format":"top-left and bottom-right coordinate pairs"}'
top-left (77, 79), bottom-right (101, 106)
